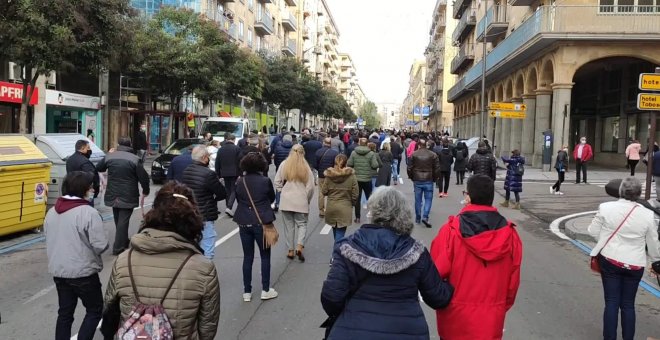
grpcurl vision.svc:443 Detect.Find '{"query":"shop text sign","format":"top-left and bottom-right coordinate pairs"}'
top-left (639, 73), bottom-right (660, 91)
top-left (489, 110), bottom-right (527, 119)
top-left (0, 81), bottom-right (38, 105)
top-left (46, 90), bottom-right (100, 110)
top-left (637, 93), bottom-right (660, 110)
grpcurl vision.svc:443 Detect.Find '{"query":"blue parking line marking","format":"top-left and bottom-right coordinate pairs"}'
top-left (0, 235), bottom-right (46, 255)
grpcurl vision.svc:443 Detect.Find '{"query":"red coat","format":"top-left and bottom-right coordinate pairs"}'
top-left (430, 204), bottom-right (523, 340)
top-left (572, 143), bottom-right (593, 162)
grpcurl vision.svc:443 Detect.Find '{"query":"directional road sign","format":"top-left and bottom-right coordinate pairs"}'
top-left (489, 102), bottom-right (526, 111)
top-left (637, 93), bottom-right (660, 111)
top-left (639, 73), bottom-right (660, 91)
top-left (489, 110), bottom-right (526, 119)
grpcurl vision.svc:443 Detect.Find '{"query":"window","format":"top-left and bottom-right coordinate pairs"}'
top-left (239, 20), bottom-right (244, 40)
top-left (247, 28), bottom-right (253, 47)
top-left (248, 0), bottom-right (254, 11)
top-left (601, 116), bottom-right (620, 152)
top-left (599, 0), bottom-right (659, 12)
top-left (256, 36), bottom-right (262, 50)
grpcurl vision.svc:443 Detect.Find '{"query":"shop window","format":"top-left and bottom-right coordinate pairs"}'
top-left (601, 116), bottom-right (620, 152)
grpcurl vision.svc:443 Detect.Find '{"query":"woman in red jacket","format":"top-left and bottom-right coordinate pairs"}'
top-left (431, 174), bottom-right (523, 340)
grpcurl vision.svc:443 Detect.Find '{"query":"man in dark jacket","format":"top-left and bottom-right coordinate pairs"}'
top-left (167, 145), bottom-right (194, 182)
top-left (408, 140), bottom-right (441, 227)
top-left (273, 134), bottom-right (294, 172)
top-left (96, 137), bottom-right (150, 255)
top-left (302, 134), bottom-right (323, 171)
top-left (182, 146), bottom-right (226, 259)
top-left (467, 141), bottom-right (498, 180)
top-left (134, 124), bottom-right (148, 163)
top-left (216, 133), bottom-right (241, 216)
top-left (390, 137), bottom-right (403, 182)
top-left (66, 139), bottom-right (100, 205)
top-left (315, 138), bottom-right (339, 217)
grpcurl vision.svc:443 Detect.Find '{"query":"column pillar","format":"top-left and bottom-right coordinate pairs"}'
top-left (486, 114), bottom-right (494, 141)
top-left (500, 116), bottom-right (511, 158)
top-left (521, 94), bottom-right (537, 163)
top-left (471, 114), bottom-right (477, 137)
top-left (33, 75), bottom-right (47, 135)
top-left (510, 98), bottom-right (523, 153)
top-left (551, 83), bottom-right (574, 166)
top-left (533, 89), bottom-right (553, 167)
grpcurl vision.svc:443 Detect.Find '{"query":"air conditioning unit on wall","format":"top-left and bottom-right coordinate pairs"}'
top-left (46, 71), bottom-right (57, 87)
top-left (8, 62), bottom-right (24, 82)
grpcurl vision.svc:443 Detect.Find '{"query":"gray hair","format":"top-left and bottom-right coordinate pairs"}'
top-left (367, 186), bottom-right (414, 235)
top-left (283, 134), bottom-right (293, 142)
top-left (619, 177), bottom-right (642, 201)
top-left (191, 145), bottom-right (209, 162)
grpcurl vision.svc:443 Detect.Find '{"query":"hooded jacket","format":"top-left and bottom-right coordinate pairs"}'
top-left (467, 146), bottom-right (497, 180)
top-left (452, 142), bottom-right (469, 172)
top-left (96, 145), bottom-right (150, 209)
top-left (322, 225), bottom-right (453, 340)
top-left (433, 146), bottom-right (454, 173)
top-left (347, 146), bottom-right (380, 182)
top-left (104, 229), bottom-right (220, 340)
top-left (503, 155), bottom-right (525, 193)
top-left (45, 196), bottom-right (108, 278)
top-left (274, 140), bottom-right (294, 168)
top-left (322, 167), bottom-right (359, 227)
top-left (430, 205), bottom-right (522, 340)
top-left (376, 150), bottom-right (393, 186)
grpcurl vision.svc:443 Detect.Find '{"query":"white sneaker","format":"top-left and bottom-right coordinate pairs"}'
top-left (243, 293), bottom-right (252, 302)
top-left (225, 208), bottom-right (234, 217)
top-left (557, 191), bottom-right (564, 195)
top-left (261, 288), bottom-right (278, 300)
top-left (549, 186), bottom-right (554, 195)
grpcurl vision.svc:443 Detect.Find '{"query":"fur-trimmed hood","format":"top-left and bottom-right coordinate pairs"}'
top-left (339, 224), bottom-right (425, 275)
top-left (324, 166), bottom-right (355, 183)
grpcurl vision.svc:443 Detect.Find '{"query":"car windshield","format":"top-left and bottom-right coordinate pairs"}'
top-left (202, 121), bottom-right (243, 137)
top-left (164, 140), bottom-right (200, 155)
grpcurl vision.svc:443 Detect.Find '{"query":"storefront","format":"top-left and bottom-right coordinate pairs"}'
top-left (45, 90), bottom-right (103, 148)
top-left (0, 81), bottom-right (38, 133)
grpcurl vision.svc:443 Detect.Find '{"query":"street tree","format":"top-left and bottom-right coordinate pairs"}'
top-left (223, 49), bottom-right (265, 113)
top-left (299, 75), bottom-right (326, 128)
top-left (359, 101), bottom-right (380, 129)
top-left (0, 0), bottom-right (133, 133)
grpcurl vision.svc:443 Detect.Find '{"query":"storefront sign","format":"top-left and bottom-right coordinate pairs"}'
top-left (639, 73), bottom-right (660, 91)
top-left (489, 110), bottom-right (527, 119)
top-left (637, 93), bottom-right (660, 110)
top-left (0, 81), bottom-right (38, 105)
top-left (46, 90), bottom-right (100, 110)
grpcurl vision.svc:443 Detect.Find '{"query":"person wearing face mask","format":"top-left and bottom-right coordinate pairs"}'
top-left (182, 145), bottom-right (227, 259)
top-left (573, 137), bottom-right (593, 184)
top-left (135, 123), bottom-right (149, 163)
top-left (66, 140), bottom-right (100, 207)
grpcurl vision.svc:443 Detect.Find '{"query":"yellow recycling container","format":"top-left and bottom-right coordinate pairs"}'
top-left (0, 135), bottom-right (51, 237)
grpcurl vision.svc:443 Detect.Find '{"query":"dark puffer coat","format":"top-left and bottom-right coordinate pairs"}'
top-left (433, 146), bottom-right (454, 173)
top-left (321, 225), bottom-right (453, 340)
top-left (503, 155), bottom-right (525, 193)
top-left (376, 150), bottom-right (393, 187)
top-left (274, 140), bottom-right (294, 168)
top-left (96, 145), bottom-right (150, 209)
top-left (316, 146), bottom-right (339, 179)
top-left (467, 146), bottom-right (497, 180)
top-left (452, 142), bottom-right (469, 172)
top-left (182, 162), bottom-right (227, 221)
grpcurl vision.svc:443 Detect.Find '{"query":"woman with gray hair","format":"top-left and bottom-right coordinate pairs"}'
top-left (321, 186), bottom-right (453, 340)
top-left (588, 177), bottom-right (660, 340)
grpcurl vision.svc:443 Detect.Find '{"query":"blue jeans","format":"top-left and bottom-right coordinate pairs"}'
top-left (414, 181), bottom-right (434, 222)
top-left (239, 225), bottom-right (271, 293)
top-left (200, 221), bottom-right (217, 259)
top-left (53, 274), bottom-right (103, 340)
top-left (391, 159), bottom-right (399, 181)
top-left (275, 191), bottom-right (281, 207)
top-left (332, 227), bottom-right (347, 243)
top-left (599, 256), bottom-right (644, 340)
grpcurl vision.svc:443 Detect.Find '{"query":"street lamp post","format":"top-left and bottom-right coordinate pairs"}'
top-left (480, 0), bottom-right (488, 142)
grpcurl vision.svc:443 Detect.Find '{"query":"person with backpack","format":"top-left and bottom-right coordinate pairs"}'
top-left (501, 150), bottom-right (525, 210)
top-left (453, 141), bottom-right (469, 185)
top-left (433, 139), bottom-right (454, 198)
top-left (102, 182), bottom-right (220, 340)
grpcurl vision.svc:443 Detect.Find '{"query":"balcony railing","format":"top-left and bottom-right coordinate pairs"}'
top-left (255, 10), bottom-right (274, 35)
top-left (284, 0), bottom-right (297, 6)
top-left (450, 43), bottom-right (475, 74)
top-left (453, 0), bottom-right (471, 19)
top-left (281, 11), bottom-right (298, 31)
top-left (452, 8), bottom-right (477, 42)
top-left (282, 39), bottom-right (296, 56)
top-left (476, 5), bottom-right (509, 42)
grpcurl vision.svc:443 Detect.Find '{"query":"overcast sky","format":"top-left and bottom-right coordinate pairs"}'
top-left (329, 0), bottom-right (434, 104)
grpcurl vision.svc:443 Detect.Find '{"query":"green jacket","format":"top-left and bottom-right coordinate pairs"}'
top-left (347, 146), bottom-right (380, 182)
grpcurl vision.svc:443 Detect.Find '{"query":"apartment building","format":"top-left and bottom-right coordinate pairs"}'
top-left (339, 53), bottom-right (367, 115)
top-left (301, 0), bottom-right (342, 90)
top-left (448, 0), bottom-right (660, 168)
top-left (401, 60), bottom-right (427, 130)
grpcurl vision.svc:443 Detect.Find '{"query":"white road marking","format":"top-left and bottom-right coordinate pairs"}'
top-left (320, 224), bottom-right (333, 235)
top-left (23, 285), bottom-right (55, 305)
top-left (548, 211), bottom-right (597, 241)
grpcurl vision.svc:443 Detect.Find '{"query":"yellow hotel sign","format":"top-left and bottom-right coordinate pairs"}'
top-left (489, 102), bottom-right (526, 111)
top-left (489, 110), bottom-right (526, 119)
top-left (639, 73), bottom-right (660, 91)
top-left (637, 93), bottom-right (660, 110)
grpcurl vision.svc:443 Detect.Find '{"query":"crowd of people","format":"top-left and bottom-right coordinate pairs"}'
top-left (44, 127), bottom-right (660, 340)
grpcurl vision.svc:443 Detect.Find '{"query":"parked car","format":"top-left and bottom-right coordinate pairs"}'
top-left (151, 138), bottom-right (204, 184)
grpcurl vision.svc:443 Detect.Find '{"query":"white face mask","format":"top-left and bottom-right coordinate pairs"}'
top-left (580, 140), bottom-right (586, 144)
top-left (86, 189), bottom-right (95, 201)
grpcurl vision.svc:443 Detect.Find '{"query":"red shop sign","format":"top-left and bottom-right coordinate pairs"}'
top-left (0, 81), bottom-right (39, 105)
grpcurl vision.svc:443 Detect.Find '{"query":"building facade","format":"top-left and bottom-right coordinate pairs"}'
top-left (448, 0), bottom-right (660, 168)
top-left (401, 60), bottom-right (428, 131)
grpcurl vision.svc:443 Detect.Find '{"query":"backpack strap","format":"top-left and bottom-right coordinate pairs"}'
top-left (127, 249), bottom-right (142, 304)
top-left (128, 249), bottom-right (195, 305)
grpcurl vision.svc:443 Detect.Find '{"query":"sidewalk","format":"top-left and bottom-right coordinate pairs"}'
top-left (496, 166), bottom-right (635, 183)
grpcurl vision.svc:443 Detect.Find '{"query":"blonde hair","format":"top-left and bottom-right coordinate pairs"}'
top-left (334, 154), bottom-right (348, 169)
top-left (282, 144), bottom-right (309, 183)
top-left (381, 142), bottom-right (391, 152)
top-left (368, 142), bottom-right (377, 152)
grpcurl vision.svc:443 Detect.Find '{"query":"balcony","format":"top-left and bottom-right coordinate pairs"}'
top-left (452, 8), bottom-right (476, 42)
top-left (302, 28), bottom-right (310, 40)
top-left (281, 11), bottom-right (298, 31)
top-left (476, 5), bottom-right (509, 42)
top-left (284, 0), bottom-right (297, 6)
top-left (509, 0), bottom-right (534, 6)
top-left (323, 37), bottom-right (332, 49)
top-left (453, 0), bottom-right (472, 19)
top-left (255, 11), bottom-right (274, 35)
top-left (259, 0), bottom-right (273, 3)
top-left (282, 39), bottom-right (296, 56)
top-left (448, 5), bottom-right (660, 101)
top-left (450, 43), bottom-right (474, 74)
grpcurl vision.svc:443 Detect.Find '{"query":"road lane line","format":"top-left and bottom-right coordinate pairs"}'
top-left (23, 284), bottom-right (55, 304)
top-left (548, 211), bottom-right (597, 241)
top-left (215, 228), bottom-right (239, 247)
top-left (320, 224), bottom-right (332, 235)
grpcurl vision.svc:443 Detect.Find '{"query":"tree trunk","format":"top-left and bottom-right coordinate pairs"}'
top-left (19, 68), bottom-right (39, 134)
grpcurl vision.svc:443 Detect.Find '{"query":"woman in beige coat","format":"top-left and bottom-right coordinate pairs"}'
top-left (322, 154), bottom-right (358, 252)
top-left (103, 182), bottom-right (220, 340)
top-left (275, 144), bottom-right (315, 262)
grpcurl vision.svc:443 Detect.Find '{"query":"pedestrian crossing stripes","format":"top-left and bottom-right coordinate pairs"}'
top-left (592, 181), bottom-right (656, 199)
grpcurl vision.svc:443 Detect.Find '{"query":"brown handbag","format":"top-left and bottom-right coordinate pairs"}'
top-left (590, 205), bottom-right (637, 273)
top-left (242, 178), bottom-right (279, 249)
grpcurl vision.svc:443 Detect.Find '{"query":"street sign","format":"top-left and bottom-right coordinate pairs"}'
top-left (637, 93), bottom-right (660, 110)
top-left (489, 102), bottom-right (526, 111)
top-left (639, 73), bottom-right (660, 91)
top-left (489, 110), bottom-right (526, 119)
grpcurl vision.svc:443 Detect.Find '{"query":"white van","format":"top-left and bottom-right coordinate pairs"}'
top-left (200, 117), bottom-right (251, 144)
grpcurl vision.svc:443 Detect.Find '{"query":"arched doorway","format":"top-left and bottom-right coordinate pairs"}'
top-left (571, 57), bottom-right (659, 165)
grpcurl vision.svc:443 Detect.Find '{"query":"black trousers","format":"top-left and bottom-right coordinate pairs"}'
top-left (112, 207), bottom-right (133, 254)
top-left (552, 170), bottom-right (565, 192)
top-left (395, 157), bottom-right (402, 177)
top-left (628, 159), bottom-right (639, 176)
top-left (355, 181), bottom-right (373, 219)
top-left (54, 274), bottom-right (103, 340)
top-left (455, 171), bottom-right (466, 184)
top-left (437, 171), bottom-right (451, 193)
top-left (223, 176), bottom-right (238, 209)
top-left (575, 159), bottom-right (588, 183)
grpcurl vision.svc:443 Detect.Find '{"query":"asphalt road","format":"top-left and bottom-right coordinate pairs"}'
top-left (1, 168), bottom-right (659, 339)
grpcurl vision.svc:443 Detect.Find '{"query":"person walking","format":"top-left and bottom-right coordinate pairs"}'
top-left (46, 172), bottom-right (108, 340)
top-left (216, 133), bottom-right (241, 217)
top-left (302, 133), bottom-right (323, 181)
top-left (408, 139), bottom-right (441, 228)
top-left (452, 141), bottom-right (469, 185)
top-left (573, 136), bottom-right (593, 184)
top-left (134, 124), bottom-right (148, 163)
top-left (467, 141), bottom-right (498, 181)
top-left (234, 153), bottom-right (279, 302)
top-left (431, 174), bottom-right (523, 340)
top-left (275, 144), bottom-right (315, 262)
top-left (551, 146), bottom-right (569, 195)
top-left (316, 138), bottom-right (340, 217)
top-left (272, 134), bottom-right (294, 211)
top-left (390, 136), bottom-right (403, 184)
top-left (330, 131), bottom-right (345, 154)
top-left (405, 134), bottom-right (419, 166)
top-left (501, 150), bottom-right (525, 210)
top-left (434, 139), bottom-right (454, 198)
top-left (167, 145), bottom-right (194, 182)
top-left (66, 139), bottom-right (100, 206)
top-left (587, 177), bottom-right (660, 340)
top-left (206, 139), bottom-right (220, 172)
top-left (322, 154), bottom-right (359, 253)
top-left (625, 140), bottom-right (642, 176)
top-left (182, 146), bottom-right (227, 259)
top-left (102, 182), bottom-right (220, 340)
top-left (321, 186), bottom-right (453, 340)
top-left (376, 142), bottom-right (393, 187)
top-left (347, 138), bottom-right (380, 223)
top-left (96, 137), bottom-right (150, 256)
